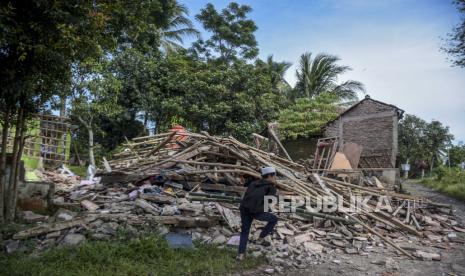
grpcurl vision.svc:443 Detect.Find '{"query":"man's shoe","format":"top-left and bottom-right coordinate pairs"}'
top-left (236, 253), bottom-right (245, 261)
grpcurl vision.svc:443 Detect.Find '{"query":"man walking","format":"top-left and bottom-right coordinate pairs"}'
top-left (237, 166), bottom-right (278, 260)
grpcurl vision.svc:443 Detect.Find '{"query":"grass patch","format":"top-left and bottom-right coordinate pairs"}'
top-left (0, 235), bottom-right (262, 276)
top-left (421, 167), bottom-right (465, 201)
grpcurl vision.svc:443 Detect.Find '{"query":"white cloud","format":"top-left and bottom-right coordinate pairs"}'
top-left (266, 12), bottom-right (465, 142)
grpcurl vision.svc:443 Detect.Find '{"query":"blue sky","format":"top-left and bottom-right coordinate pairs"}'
top-left (183, 0), bottom-right (465, 143)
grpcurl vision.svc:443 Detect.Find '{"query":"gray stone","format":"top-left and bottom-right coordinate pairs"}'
top-left (53, 196), bottom-right (65, 204)
top-left (89, 219), bottom-right (104, 229)
top-left (99, 222), bottom-right (119, 236)
top-left (161, 205), bottom-right (179, 216)
top-left (221, 227), bottom-right (233, 236)
top-left (414, 250), bottom-right (441, 261)
top-left (277, 243), bottom-right (289, 252)
top-left (274, 266), bottom-right (283, 274)
top-left (293, 263), bottom-right (307, 269)
top-left (70, 190), bottom-right (87, 200)
top-left (46, 231), bottom-right (61, 239)
top-left (264, 268), bottom-right (275, 274)
top-left (158, 225), bottom-right (170, 236)
top-left (272, 255), bottom-right (292, 267)
top-left (4, 240), bottom-right (20, 254)
top-left (303, 242), bottom-right (324, 253)
top-left (22, 211), bottom-right (48, 223)
top-left (339, 226), bottom-right (353, 239)
top-left (251, 251), bottom-right (262, 258)
top-left (55, 209), bottom-right (77, 221)
top-left (344, 247), bottom-right (358, 254)
top-left (327, 232), bottom-right (343, 239)
top-left (385, 257), bottom-right (399, 270)
top-left (192, 232), bottom-right (202, 241)
top-left (331, 239), bottom-right (346, 247)
top-left (352, 240), bottom-right (364, 250)
top-left (62, 234), bottom-right (86, 246)
top-left (212, 234), bottom-right (227, 244)
top-left (202, 235), bottom-right (212, 243)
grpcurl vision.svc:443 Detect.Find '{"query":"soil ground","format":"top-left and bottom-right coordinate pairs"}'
top-left (244, 181), bottom-right (465, 276)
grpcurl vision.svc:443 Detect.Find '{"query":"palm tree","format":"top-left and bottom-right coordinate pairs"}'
top-left (266, 55), bottom-right (292, 92)
top-left (159, 2), bottom-right (200, 52)
top-left (294, 52), bottom-right (365, 101)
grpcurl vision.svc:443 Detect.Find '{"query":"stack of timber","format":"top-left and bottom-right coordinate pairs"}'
top-left (98, 131), bottom-right (461, 260)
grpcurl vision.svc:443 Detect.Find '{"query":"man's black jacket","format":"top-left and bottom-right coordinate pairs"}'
top-left (240, 179), bottom-right (277, 214)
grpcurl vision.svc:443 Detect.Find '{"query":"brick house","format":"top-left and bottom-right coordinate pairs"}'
top-left (323, 95), bottom-right (404, 168)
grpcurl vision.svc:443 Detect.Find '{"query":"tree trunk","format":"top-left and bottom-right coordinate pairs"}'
top-left (88, 126), bottom-right (95, 168)
top-left (59, 95), bottom-right (67, 162)
top-left (11, 112), bottom-right (27, 219)
top-left (77, 116), bottom-right (95, 168)
top-left (0, 108), bottom-right (11, 222)
top-left (6, 108), bottom-right (24, 221)
top-left (59, 95), bottom-right (66, 117)
top-left (430, 155), bottom-right (435, 176)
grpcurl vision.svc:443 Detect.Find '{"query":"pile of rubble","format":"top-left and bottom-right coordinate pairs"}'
top-left (5, 131), bottom-right (465, 270)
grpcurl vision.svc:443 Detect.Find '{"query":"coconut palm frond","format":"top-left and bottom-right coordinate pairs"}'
top-left (295, 52), bottom-right (364, 100)
top-left (332, 80), bottom-right (365, 101)
top-left (159, 1), bottom-right (199, 53)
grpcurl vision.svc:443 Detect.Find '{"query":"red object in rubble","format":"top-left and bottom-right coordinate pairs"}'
top-left (167, 125), bottom-right (187, 149)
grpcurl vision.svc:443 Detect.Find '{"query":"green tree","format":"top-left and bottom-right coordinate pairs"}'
top-left (398, 114), bottom-right (454, 175)
top-left (263, 55), bottom-right (292, 94)
top-left (0, 0), bottom-right (119, 221)
top-left (294, 52), bottom-right (365, 101)
top-left (424, 120), bottom-right (454, 172)
top-left (398, 114), bottom-right (428, 165)
top-left (158, 1), bottom-right (199, 52)
top-left (449, 142), bottom-right (465, 167)
top-left (278, 93), bottom-right (338, 139)
top-left (193, 2), bottom-right (259, 63)
top-left (69, 1), bottom-right (198, 165)
top-left (70, 59), bottom-right (124, 168)
top-left (444, 0), bottom-right (465, 67)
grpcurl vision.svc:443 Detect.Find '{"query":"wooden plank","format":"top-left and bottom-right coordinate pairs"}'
top-left (342, 142), bottom-right (363, 169)
top-left (267, 123), bottom-right (293, 161)
top-left (145, 131), bottom-right (176, 157)
top-left (215, 203), bottom-right (241, 231)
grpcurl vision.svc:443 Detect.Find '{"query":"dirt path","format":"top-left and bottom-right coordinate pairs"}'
top-left (246, 181), bottom-right (465, 276)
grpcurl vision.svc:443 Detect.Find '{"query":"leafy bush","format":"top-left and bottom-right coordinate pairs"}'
top-left (278, 93), bottom-right (338, 140)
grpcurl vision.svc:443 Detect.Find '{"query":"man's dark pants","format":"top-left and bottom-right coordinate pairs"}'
top-left (238, 211), bottom-right (278, 254)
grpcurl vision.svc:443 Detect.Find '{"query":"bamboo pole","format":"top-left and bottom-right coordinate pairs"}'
top-left (346, 212), bottom-right (416, 259)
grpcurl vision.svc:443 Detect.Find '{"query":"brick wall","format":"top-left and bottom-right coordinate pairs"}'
top-left (323, 99), bottom-right (399, 168)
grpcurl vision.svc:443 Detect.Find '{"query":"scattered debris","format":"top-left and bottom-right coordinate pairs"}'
top-left (5, 131), bottom-right (463, 269)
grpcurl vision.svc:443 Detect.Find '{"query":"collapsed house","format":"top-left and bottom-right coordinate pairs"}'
top-left (323, 95), bottom-right (404, 184)
top-left (7, 130), bottom-right (461, 268)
